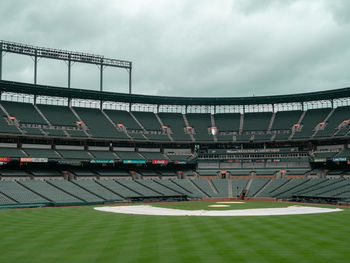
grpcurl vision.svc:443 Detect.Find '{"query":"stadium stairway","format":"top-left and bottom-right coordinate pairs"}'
top-left (154, 113), bottom-right (174, 141)
top-left (182, 114), bottom-right (196, 141)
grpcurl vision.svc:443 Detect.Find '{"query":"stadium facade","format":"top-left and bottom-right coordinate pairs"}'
top-left (0, 41), bottom-right (350, 208)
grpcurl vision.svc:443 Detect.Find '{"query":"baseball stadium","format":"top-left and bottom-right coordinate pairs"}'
top-left (0, 40), bottom-right (349, 263)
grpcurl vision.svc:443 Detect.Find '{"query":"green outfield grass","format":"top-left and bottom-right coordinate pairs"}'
top-left (0, 201), bottom-right (349, 263)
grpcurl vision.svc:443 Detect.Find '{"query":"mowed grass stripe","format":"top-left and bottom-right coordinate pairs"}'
top-left (0, 201), bottom-right (349, 263)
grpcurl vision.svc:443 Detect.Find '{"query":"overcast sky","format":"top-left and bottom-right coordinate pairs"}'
top-left (1, 0), bottom-right (350, 97)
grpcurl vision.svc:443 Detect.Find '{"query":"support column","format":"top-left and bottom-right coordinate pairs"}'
top-left (34, 52), bottom-right (38, 84)
top-left (129, 66), bottom-right (132, 94)
top-left (0, 46), bottom-right (2, 80)
top-left (100, 64), bottom-right (103, 92)
top-left (34, 51), bottom-right (38, 105)
top-left (68, 57), bottom-right (71, 89)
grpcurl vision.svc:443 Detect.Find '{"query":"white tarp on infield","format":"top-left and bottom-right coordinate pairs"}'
top-left (94, 205), bottom-right (342, 216)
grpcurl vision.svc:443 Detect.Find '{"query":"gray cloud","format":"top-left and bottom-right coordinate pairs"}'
top-left (1, 0), bottom-right (350, 98)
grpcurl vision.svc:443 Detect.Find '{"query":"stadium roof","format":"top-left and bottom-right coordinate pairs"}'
top-left (1, 80), bottom-right (350, 106)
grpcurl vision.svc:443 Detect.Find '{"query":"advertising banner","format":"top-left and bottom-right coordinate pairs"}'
top-left (175, 161), bottom-right (186, 164)
top-left (90, 159), bottom-right (115, 164)
top-left (314, 157), bottom-right (327, 163)
top-left (332, 157), bottom-right (347, 162)
top-left (0, 157), bottom-right (10, 162)
top-left (20, 157), bottom-right (48, 163)
top-left (152, 160), bottom-right (169, 165)
top-left (123, 160), bottom-right (146, 164)
top-left (58, 160), bottom-right (81, 165)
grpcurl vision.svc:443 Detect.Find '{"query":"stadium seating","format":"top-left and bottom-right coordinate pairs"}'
top-left (140, 152), bottom-right (168, 160)
top-left (98, 179), bottom-right (141, 198)
top-left (253, 134), bottom-right (272, 141)
top-left (246, 178), bottom-right (270, 197)
top-left (314, 106), bottom-right (350, 138)
top-left (73, 107), bottom-right (128, 139)
top-left (336, 148), bottom-right (350, 158)
top-left (235, 134), bottom-right (251, 142)
top-left (117, 180), bottom-right (161, 197)
top-left (18, 180), bottom-right (81, 204)
top-left (115, 151), bottom-right (144, 160)
top-left (95, 169), bottom-right (130, 177)
top-left (293, 108), bottom-right (331, 139)
top-left (104, 110), bottom-right (142, 130)
top-left (271, 178), bottom-right (310, 198)
top-left (0, 169), bottom-right (28, 177)
top-left (191, 179), bottom-right (219, 197)
top-left (211, 179), bottom-right (229, 197)
top-left (1, 177), bottom-right (350, 207)
top-left (158, 113), bottom-right (192, 141)
top-left (69, 169), bottom-right (95, 177)
top-left (232, 179), bottom-right (249, 196)
top-left (0, 147), bottom-right (26, 157)
top-left (256, 178), bottom-right (289, 197)
top-left (1, 101), bottom-right (46, 125)
top-left (243, 112), bottom-right (272, 131)
top-left (37, 104), bottom-right (78, 126)
top-left (0, 116), bottom-right (21, 134)
top-left (137, 170), bottom-right (159, 177)
top-left (56, 149), bottom-right (91, 160)
top-left (73, 180), bottom-right (123, 201)
top-left (0, 181), bottom-right (48, 204)
top-left (43, 129), bottom-right (66, 137)
top-left (89, 150), bottom-right (118, 159)
top-left (186, 113), bottom-right (213, 141)
top-left (170, 179), bottom-right (205, 198)
top-left (271, 110), bottom-right (302, 130)
top-left (66, 129), bottom-right (87, 137)
top-left (167, 154), bottom-right (191, 162)
top-left (132, 111), bottom-right (161, 130)
top-left (0, 194), bottom-right (15, 205)
top-left (48, 180), bottom-right (104, 202)
top-left (136, 180), bottom-right (180, 196)
top-left (21, 127), bottom-right (45, 135)
top-left (214, 113), bottom-right (241, 132)
top-left (23, 148), bottom-right (60, 158)
top-left (29, 169), bottom-right (62, 177)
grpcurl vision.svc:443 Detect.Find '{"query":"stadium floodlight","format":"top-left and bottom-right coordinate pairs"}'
top-left (0, 40), bottom-right (132, 94)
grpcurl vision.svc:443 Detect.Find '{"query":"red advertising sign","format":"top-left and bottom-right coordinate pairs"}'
top-left (0, 157), bottom-right (10, 162)
top-left (152, 160), bottom-right (169, 165)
